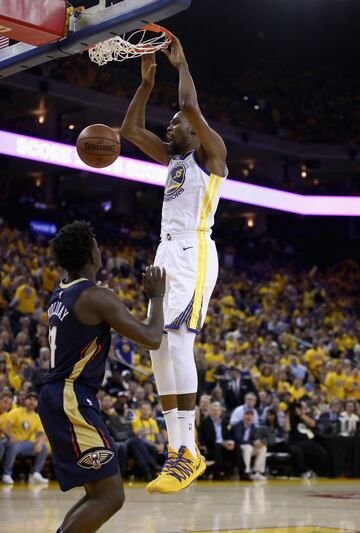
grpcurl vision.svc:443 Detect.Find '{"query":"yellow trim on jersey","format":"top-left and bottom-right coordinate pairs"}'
top-left (60, 277), bottom-right (89, 289)
top-left (63, 380), bottom-right (103, 452)
top-left (69, 338), bottom-right (98, 381)
top-left (189, 173), bottom-right (221, 330)
top-left (63, 338), bottom-right (103, 452)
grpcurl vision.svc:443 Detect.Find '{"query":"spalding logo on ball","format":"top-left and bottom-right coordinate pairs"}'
top-left (76, 124), bottom-right (121, 168)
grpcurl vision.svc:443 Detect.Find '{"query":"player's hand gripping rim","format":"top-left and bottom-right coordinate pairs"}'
top-left (141, 53), bottom-right (157, 86)
top-left (143, 265), bottom-right (166, 299)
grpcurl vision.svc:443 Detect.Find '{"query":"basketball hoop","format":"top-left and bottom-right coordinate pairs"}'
top-left (88, 23), bottom-right (173, 66)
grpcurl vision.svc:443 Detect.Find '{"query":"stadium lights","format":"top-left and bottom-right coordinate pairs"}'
top-left (1, 129), bottom-right (360, 216)
top-left (247, 217), bottom-right (254, 228)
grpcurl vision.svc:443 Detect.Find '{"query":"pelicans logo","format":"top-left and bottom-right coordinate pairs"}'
top-left (77, 450), bottom-right (114, 470)
top-left (164, 163), bottom-right (186, 202)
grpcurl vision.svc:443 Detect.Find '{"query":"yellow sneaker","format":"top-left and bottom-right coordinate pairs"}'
top-left (146, 446), bottom-right (178, 494)
top-left (151, 445), bottom-right (206, 494)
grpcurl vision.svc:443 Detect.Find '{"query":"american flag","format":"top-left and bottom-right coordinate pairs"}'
top-left (0, 36), bottom-right (9, 49)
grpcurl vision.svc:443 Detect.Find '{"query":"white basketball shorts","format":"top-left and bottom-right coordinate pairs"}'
top-left (153, 232), bottom-right (219, 333)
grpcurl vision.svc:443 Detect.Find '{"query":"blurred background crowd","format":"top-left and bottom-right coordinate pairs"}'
top-left (52, 58), bottom-right (360, 144)
top-left (0, 216), bottom-right (359, 484)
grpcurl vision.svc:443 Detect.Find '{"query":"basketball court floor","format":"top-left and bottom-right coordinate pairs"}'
top-left (0, 479), bottom-right (359, 533)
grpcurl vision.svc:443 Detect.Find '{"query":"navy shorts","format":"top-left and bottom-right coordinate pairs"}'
top-left (39, 381), bottom-right (119, 491)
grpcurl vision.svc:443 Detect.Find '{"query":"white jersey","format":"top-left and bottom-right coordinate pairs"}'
top-left (161, 150), bottom-right (227, 235)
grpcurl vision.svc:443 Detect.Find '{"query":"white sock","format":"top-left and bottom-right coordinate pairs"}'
top-left (178, 409), bottom-right (196, 457)
top-left (163, 408), bottom-right (181, 451)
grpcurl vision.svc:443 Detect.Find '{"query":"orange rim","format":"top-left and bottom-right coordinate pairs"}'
top-left (140, 23), bottom-right (173, 40)
top-left (85, 23), bottom-right (173, 54)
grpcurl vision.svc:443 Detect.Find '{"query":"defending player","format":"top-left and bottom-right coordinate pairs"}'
top-left (121, 35), bottom-right (227, 493)
top-left (38, 221), bottom-right (165, 533)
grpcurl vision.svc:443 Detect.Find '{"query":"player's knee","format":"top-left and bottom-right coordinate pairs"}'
top-left (95, 487), bottom-right (125, 520)
top-left (107, 486), bottom-right (125, 514)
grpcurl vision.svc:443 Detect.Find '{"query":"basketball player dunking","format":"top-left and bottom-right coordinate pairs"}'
top-left (38, 221), bottom-right (165, 533)
top-left (121, 35), bottom-right (227, 494)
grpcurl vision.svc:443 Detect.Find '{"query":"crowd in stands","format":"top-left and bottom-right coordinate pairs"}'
top-left (0, 219), bottom-right (359, 484)
top-left (51, 57), bottom-right (360, 144)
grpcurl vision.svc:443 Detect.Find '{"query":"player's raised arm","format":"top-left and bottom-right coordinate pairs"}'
top-left (75, 266), bottom-right (166, 350)
top-left (162, 36), bottom-right (227, 176)
top-left (120, 53), bottom-right (170, 165)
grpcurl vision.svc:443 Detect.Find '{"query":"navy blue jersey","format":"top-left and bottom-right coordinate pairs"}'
top-left (44, 278), bottom-right (111, 391)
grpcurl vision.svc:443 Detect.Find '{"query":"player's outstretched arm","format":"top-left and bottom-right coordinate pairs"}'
top-left (74, 266), bottom-right (166, 350)
top-left (121, 54), bottom-right (170, 165)
top-left (162, 36), bottom-right (227, 176)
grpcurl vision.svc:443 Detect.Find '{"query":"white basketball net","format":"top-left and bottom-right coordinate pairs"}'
top-left (88, 26), bottom-right (172, 66)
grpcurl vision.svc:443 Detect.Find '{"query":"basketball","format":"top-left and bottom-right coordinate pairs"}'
top-left (76, 124), bottom-right (120, 168)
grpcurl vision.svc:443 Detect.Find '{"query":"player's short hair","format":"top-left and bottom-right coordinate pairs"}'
top-left (51, 220), bottom-right (95, 272)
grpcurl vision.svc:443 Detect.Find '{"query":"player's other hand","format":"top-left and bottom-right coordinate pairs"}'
top-left (142, 265), bottom-right (166, 299)
top-left (161, 35), bottom-right (187, 68)
top-left (141, 53), bottom-right (157, 85)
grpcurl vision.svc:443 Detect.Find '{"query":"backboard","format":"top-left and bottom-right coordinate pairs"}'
top-left (0, 0), bottom-right (191, 79)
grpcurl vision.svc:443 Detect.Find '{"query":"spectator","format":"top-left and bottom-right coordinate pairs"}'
top-left (129, 386), bottom-right (145, 415)
top-left (347, 366), bottom-right (360, 400)
top-left (0, 390), bottom-right (12, 464)
top-left (131, 402), bottom-right (164, 465)
top-left (199, 394), bottom-right (212, 422)
top-left (210, 386), bottom-right (227, 413)
top-left (144, 381), bottom-right (158, 408)
top-left (213, 352), bottom-right (233, 389)
top-left (199, 402), bottom-right (243, 480)
top-left (258, 391), bottom-right (273, 420)
top-left (340, 401), bottom-right (359, 435)
top-left (304, 344), bottom-right (328, 379)
top-left (288, 378), bottom-right (307, 402)
top-left (230, 393), bottom-right (260, 427)
top-left (261, 409), bottom-right (287, 451)
top-left (289, 356), bottom-right (307, 382)
top-left (114, 337), bottom-right (136, 368)
top-left (325, 362), bottom-right (347, 402)
top-left (104, 400), bottom-right (162, 480)
top-left (317, 399), bottom-right (342, 437)
top-left (224, 367), bottom-right (256, 411)
top-left (34, 347), bottom-right (51, 388)
top-left (100, 393), bottom-right (116, 425)
top-left (286, 401), bottom-right (327, 478)
top-left (10, 279), bottom-right (37, 316)
top-left (2, 391), bottom-right (48, 484)
top-left (232, 409), bottom-right (267, 481)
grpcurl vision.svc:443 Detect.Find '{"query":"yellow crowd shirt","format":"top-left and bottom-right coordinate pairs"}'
top-left (7, 407), bottom-right (43, 442)
top-left (257, 373), bottom-right (274, 391)
top-left (325, 371), bottom-right (347, 401)
top-left (132, 417), bottom-right (159, 444)
top-left (14, 284), bottom-right (36, 314)
top-left (0, 411), bottom-right (8, 437)
top-left (42, 266), bottom-right (58, 292)
top-left (304, 348), bottom-right (327, 375)
top-left (205, 352), bottom-right (224, 383)
top-left (277, 380), bottom-right (291, 394)
top-left (289, 385), bottom-right (306, 401)
top-left (346, 374), bottom-right (360, 400)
